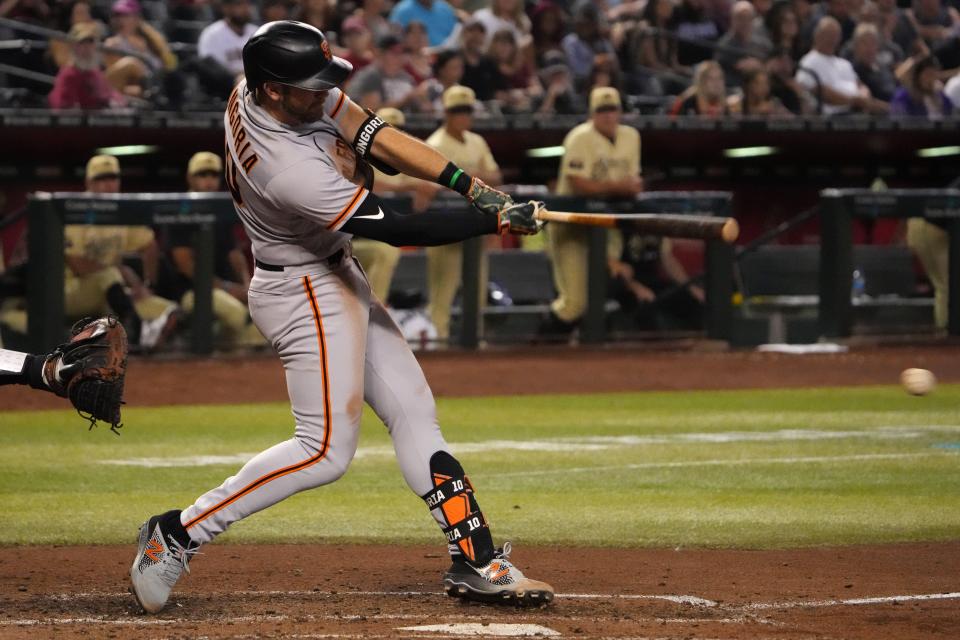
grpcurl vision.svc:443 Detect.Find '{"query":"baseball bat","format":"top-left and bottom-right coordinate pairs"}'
top-left (534, 210), bottom-right (740, 244)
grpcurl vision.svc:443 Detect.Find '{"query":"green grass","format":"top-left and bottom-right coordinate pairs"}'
top-left (2, 386), bottom-right (959, 548)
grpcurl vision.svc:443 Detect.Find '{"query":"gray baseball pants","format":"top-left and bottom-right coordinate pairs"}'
top-left (180, 251), bottom-right (450, 543)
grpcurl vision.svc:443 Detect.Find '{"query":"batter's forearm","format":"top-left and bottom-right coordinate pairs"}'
top-left (371, 128), bottom-right (451, 184)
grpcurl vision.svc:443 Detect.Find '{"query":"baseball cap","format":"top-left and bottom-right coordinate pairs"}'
top-left (111, 0), bottom-right (141, 16)
top-left (376, 107), bottom-right (406, 127)
top-left (463, 16), bottom-right (486, 32)
top-left (86, 155), bottom-right (120, 180)
top-left (188, 151), bottom-right (223, 176)
top-left (589, 87), bottom-right (621, 113)
top-left (69, 22), bottom-right (99, 42)
top-left (443, 85), bottom-right (476, 112)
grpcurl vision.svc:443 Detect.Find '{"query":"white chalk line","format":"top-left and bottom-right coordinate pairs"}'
top-left (98, 425), bottom-right (960, 468)
top-left (498, 451), bottom-right (953, 477)
top-left (743, 591), bottom-right (960, 610)
top-left (9, 590), bottom-right (959, 629)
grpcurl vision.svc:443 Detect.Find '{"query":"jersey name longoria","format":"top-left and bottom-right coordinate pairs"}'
top-left (223, 79), bottom-right (369, 267)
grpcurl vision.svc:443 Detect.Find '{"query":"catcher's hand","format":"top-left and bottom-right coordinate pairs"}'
top-left (45, 316), bottom-right (128, 433)
top-left (497, 200), bottom-right (545, 236)
top-left (466, 178), bottom-right (513, 216)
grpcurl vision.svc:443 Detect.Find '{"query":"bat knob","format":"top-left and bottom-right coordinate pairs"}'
top-left (721, 218), bottom-right (740, 244)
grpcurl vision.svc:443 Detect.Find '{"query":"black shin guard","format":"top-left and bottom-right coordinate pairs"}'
top-left (423, 451), bottom-right (495, 567)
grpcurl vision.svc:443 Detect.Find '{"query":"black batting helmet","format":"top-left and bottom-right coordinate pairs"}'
top-left (242, 21), bottom-right (353, 92)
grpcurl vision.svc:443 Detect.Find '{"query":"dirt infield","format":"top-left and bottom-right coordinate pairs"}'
top-left (3, 343), bottom-right (960, 410)
top-left (1, 542), bottom-right (957, 639)
top-left (3, 344), bottom-right (959, 638)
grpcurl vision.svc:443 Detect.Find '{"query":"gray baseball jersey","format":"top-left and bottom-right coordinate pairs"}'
top-left (222, 79), bottom-right (369, 266)
top-left (179, 81), bottom-right (453, 546)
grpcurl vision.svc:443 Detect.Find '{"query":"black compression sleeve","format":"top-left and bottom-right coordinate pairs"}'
top-left (342, 193), bottom-right (497, 246)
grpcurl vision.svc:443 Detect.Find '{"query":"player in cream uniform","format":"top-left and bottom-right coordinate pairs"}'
top-left (66, 155), bottom-right (179, 349)
top-left (539, 87), bottom-right (643, 339)
top-left (425, 85), bottom-right (502, 341)
top-left (130, 21), bottom-right (552, 614)
top-left (158, 151), bottom-right (265, 348)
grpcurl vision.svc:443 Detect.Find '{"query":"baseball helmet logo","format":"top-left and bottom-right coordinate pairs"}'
top-left (320, 39), bottom-right (332, 60)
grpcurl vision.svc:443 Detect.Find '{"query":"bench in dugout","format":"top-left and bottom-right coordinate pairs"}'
top-left (388, 249), bottom-right (559, 341)
top-left (735, 245), bottom-right (933, 345)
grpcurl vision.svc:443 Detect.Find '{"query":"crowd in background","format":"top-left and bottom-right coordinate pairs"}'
top-left (2, 0), bottom-right (960, 117)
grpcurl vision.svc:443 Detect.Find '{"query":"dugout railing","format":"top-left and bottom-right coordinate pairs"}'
top-left (819, 189), bottom-right (960, 337)
top-left (24, 190), bottom-right (733, 353)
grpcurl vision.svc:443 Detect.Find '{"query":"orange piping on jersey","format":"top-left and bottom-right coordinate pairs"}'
top-left (326, 185), bottom-right (367, 230)
top-left (185, 276), bottom-right (332, 531)
top-left (329, 92), bottom-right (346, 119)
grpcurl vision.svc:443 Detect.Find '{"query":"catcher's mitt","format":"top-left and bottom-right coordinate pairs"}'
top-left (45, 316), bottom-right (128, 433)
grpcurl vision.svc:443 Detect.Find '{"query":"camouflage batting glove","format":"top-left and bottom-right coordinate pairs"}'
top-left (497, 201), bottom-right (544, 236)
top-left (466, 178), bottom-right (513, 216)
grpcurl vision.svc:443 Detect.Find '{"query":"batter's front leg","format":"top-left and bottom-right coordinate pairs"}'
top-left (362, 300), bottom-right (554, 605)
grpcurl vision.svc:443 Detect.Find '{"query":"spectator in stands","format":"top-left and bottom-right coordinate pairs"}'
top-left (530, 0), bottom-right (568, 65)
top-left (489, 28), bottom-right (542, 112)
top-left (298, 0), bottom-right (335, 31)
top-left (388, 0), bottom-right (458, 48)
top-left (562, 1), bottom-right (619, 91)
top-left (907, 211), bottom-right (949, 331)
top-left (338, 14), bottom-right (374, 76)
top-left (418, 49), bottom-right (465, 114)
top-left (766, 46), bottom-right (813, 112)
top-left (805, 0), bottom-right (857, 46)
top-left (156, 152), bottom-right (264, 349)
top-left (196, 0), bottom-right (257, 98)
top-left (403, 20), bottom-right (433, 83)
top-left (670, 60), bottom-right (730, 116)
top-left (459, 18), bottom-right (501, 101)
top-left (49, 1), bottom-right (106, 68)
top-left (763, 1), bottom-right (802, 61)
top-left (473, 0), bottom-right (532, 48)
top-left (622, 0), bottom-right (688, 96)
top-left (670, 0), bottom-right (723, 66)
top-left (67, 155), bottom-right (179, 351)
top-left (608, 233), bottom-right (704, 332)
top-left (729, 67), bottom-right (793, 114)
top-left (845, 1), bottom-right (905, 68)
top-left (847, 23), bottom-right (899, 101)
top-left (791, 0), bottom-right (818, 51)
top-left (910, 0), bottom-right (960, 51)
top-left (796, 16), bottom-right (888, 114)
top-left (539, 87), bottom-right (641, 341)
top-left (890, 54), bottom-right (953, 116)
top-left (425, 86), bottom-right (502, 343)
top-left (102, 0), bottom-right (177, 98)
top-left (354, 0), bottom-right (393, 43)
top-left (877, 0), bottom-right (925, 56)
top-left (262, 0), bottom-right (294, 22)
top-left (945, 71), bottom-right (960, 106)
top-left (535, 49), bottom-right (588, 113)
top-left (346, 33), bottom-right (420, 111)
top-left (49, 22), bottom-right (127, 109)
top-left (715, 1), bottom-right (772, 84)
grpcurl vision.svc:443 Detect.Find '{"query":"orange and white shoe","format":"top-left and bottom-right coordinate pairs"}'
top-left (130, 510), bottom-right (199, 613)
top-left (442, 542), bottom-right (554, 606)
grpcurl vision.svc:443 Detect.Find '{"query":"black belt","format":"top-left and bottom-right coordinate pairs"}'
top-left (256, 248), bottom-right (346, 272)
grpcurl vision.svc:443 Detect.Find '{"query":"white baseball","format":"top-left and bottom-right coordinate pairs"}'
top-left (900, 368), bottom-right (936, 396)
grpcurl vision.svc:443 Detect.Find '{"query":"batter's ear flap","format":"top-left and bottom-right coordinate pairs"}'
top-left (353, 108), bottom-right (400, 175)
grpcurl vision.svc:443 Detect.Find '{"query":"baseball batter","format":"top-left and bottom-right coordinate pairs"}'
top-left (130, 21), bottom-right (552, 613)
